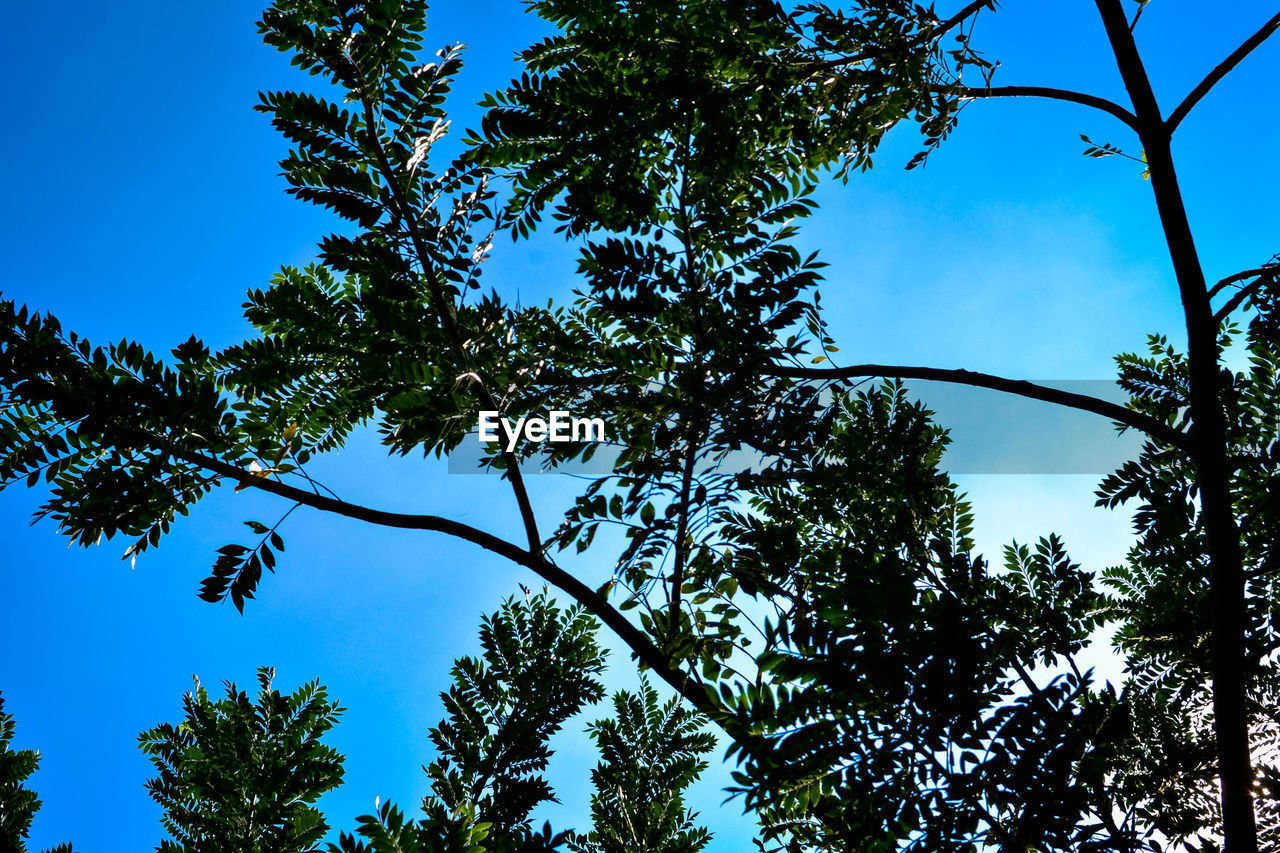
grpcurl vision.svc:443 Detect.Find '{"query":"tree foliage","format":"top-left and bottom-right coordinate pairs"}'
top-left (1, 593), bottom-right (709, 853)
top-left (0, 696), bottom-right (72, 853)
top-left (138, 668), bottom-right (346, 853)
top-left (328, 593), bottom-right (593, 853)
top-left (329, 593), bottom-right (711, 853)
top-left (0, 695), bottom-right (44, 853)
top-left (1, 0), bottom-right (1278, 850)
top-left (420, 592), bottom-right (607, 844)
top-left (569, 677), bottom-right (715, 853)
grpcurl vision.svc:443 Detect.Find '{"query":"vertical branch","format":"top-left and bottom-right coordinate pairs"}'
top-left (350, 54), bottom-right (545, 559)
top-left (1093, 1), bottom-right (1257, 850)
top-left (670, 408), bottom-right (700, 616)
top-left (668, 106), bottom-right (706, 623)
top-left (1166, 11), bottom-right (1280, 132)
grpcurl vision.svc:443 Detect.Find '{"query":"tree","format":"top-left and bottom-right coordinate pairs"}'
top-left (477, 0), bottom-right (1280, 848)
top-left (328, 592), bottom-right (712, 853)
top-left (712, 384), bottom-right (1115, 850)
top-left (2, 595), bottom-right (705, 853)
top-left (138, 668), bottom-right (345, 853)
top-left (0, 696), bottom-right (73, 853)
top-left (0, 694), bottom-right (40, 853)
top-left (0, 0), bottom-right (1277, 850)
top-left (569, 678), bottom-right (716, 853)
top-left (0, 694), bottom-right (73, 853)
top-left (417, 591), bottom-right (606, 849)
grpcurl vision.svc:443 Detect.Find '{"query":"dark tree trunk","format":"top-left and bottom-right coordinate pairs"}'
top-left (1094, 2), bottom-right (1257, 849)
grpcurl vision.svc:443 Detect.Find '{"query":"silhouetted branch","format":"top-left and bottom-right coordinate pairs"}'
top-left (763, 362), bottom-right (1188, 449)
top-left (1129, 1), bottom-right (1149, 33)
top-left (1094, 0), bottom-right (1259, 845)
top-left (147, 436), bottom-right (719, 722)
top-left (955, 84), bottom-right (1140, 130)
top-left (350, 55), bottom-right (546, 560)
top-left (1214, 268), bottom-right (1280, 323)
top-left (1167, 11), bottom-right (1280, 131)
top-left (1209, 267), bottom-right (1278, 298)
top-left (935, 0), bottom-right (996, 40)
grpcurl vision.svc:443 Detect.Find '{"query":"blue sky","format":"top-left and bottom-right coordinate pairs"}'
top-left (1, 1), bottom-right (1278, 849)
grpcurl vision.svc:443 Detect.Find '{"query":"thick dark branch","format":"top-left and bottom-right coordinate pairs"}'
top-left (955, 84), bottom-right (1140, 130)
top-left (1209, 266), bottom-right (1279, 298)
top-left (1095, 0), bottom-right (1258, 846)
top-left (160, 441), bottom-right (717, 720)
top-left (1214, 268), bottom-right (1280, 323)
top-left (763, 362), bottom-right (1189, 449)
top-left (172, 444), bottom-right (532, 564)
top-left (1167, 11), bottom-right (1280, 132)
top-left (805, 74), bottom-right (1139, 129)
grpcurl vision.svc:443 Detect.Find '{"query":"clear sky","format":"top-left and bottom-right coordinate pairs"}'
top-left (1, 1), bottom-right (1277, 850)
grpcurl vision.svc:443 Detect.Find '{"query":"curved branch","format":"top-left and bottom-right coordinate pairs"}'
top-left (763, 362), bottom-right (1189, 449)
top-left (1214, 268), bottom-right (1280, 323)
top-left (1167, 11), bottom-right (1280, 132)
top-left (954, 84), bottom-right (1140, 131)
top-left (1209, 266), bottom-right (1279, 298)
top-left (183, 447), bottom-right (533, 562)
top-left (156, 440), bottom-right (718, 720)
top-left (797, 2), bottom-right (1139, 132)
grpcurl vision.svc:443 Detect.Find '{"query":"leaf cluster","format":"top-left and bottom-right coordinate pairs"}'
top-left (568, 678), bottom-right (715, 853)
top-left (138, 668), bottom-right (346, 853)
top-left (329, 594), bottom-right (715, 853)
top-left (0, 694), bottom-right (70, 853)
top-left (715, 384), bottom-right (1131, 851)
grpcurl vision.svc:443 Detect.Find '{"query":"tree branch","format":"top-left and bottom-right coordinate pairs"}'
top-left (762, 362), bottom-right (1189, 450)
top-left (954, 84), bottom-right (1139, 131)
top-left (805, 0), bottom-right (993, 74)
top-left (935, 0), bottom-right (995, 41)
top-left (155, 439), bottom-right (720, 721)
top-left (1128, 1), bottom-right (1149, 33)
top-left (799, 1), bottom-right (1139, 132)
top-left (1166, 11), bottom-right (1280, 132)
top-left (1094, 0), bottom-right (1258, 846)
top-left (1214, 268), bottom-right (1280, 323)
top-left (351, 58), bottom-right (545, 561)
top-left (1209, 266), bottom-right (1279, 298)
top-left (171, 444), bottom-right (534, 565)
